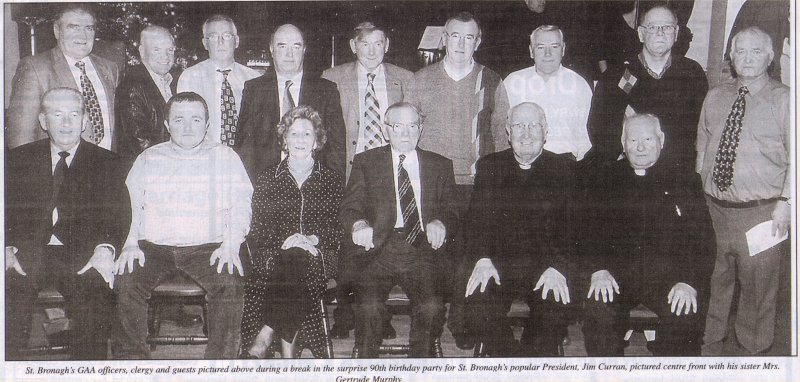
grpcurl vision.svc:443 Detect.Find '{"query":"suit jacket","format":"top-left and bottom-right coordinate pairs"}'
top-left (322, 62), bottom-right (413, 180)
top-left (7, 47), bottom-right (120, 150)
top-left (114, 64), bottom-right (178, 164)
top-left (237, 69), bottom-right (346, 180)
top-left (465, 149), bottom-right (576, 284)
top-left (339, 145), bottom-right (457, 256)
top-left (5, 139), bottom-right (127, 281)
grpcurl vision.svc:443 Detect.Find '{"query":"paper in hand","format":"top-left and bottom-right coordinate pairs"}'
top-left (746, 220), bottom-right (788, 257)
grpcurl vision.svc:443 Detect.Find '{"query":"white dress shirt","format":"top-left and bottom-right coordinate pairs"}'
top-left (177, 59), bottom-right (259, 144)
top-left (504, 65), bottom-right (593, 160)
top-left (356, 63), bottom-right (390, 153)
top-left (145, 66), bottom-right (173, 102)
top-left (47, 143), bottom-right (79, 245)
top-left (391, 148), bottom-right (424, 230)
top-left (64, 54), bottom-right (113, 150)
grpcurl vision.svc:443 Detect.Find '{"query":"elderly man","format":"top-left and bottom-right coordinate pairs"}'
top-left (462, 102), bottom-right (576, 357)
top-left (322, 21), bottom-right (413, 339)
top-left (177, 15), bottom-right (259, 149)
top-left (587, 5), bottom-right (707, 172)
top-left (5, 88), bottom-right (126, 359)
top-left (504, 25), bottom-right (593, 161)
top-left (339, 102), bottom-right (456, 358)
top-left (115, 25), bottom-right (178, 164)
top-left (7, 4), bottom-right (120, 150)
top-left (697, 27), bottom-right (791, 356)
top-left (114, 92), bottom-right (253, 359)
top-left (582, 113), bottom-right (712, 356)
top-left (238, 23), bottom-right (345, 179)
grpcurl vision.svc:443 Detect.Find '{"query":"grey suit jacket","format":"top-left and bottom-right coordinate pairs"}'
top-left (322, 62), bottom-right (413, 180)
top-left (7, 47), bottom-right (120, 150)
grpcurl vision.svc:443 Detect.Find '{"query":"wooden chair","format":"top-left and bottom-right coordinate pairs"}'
top-left (146, 273), bottom-right (209, 350)
top-left (16, 287), bottom-right (71, 356)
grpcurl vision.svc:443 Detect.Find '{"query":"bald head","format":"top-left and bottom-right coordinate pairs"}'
top-left (507, 102), bottom-right (548, 164)
top-left (622, 113), bottom-right (665, 171)
top-left (271, 24), bottom-right (306, 77)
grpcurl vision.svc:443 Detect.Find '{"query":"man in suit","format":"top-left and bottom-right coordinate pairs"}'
top-left (339, 102), bottom-right (456, 358)
top-left (7, 4), bottom-right (120, 151)
top-left (581, 113), bottom-right (712, 356)
top-left (462, 102), bottom-right (576, 357)
top-left (5, 88), bottom-right (126, 359)
top-left (321, 21), bottom-right (413, 340)
top-left (115, 25), bottom-right (178, 164)
top-left (238, 23), bottom-right (346, 179)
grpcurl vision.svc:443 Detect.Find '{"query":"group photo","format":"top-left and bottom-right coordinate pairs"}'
top-left (2, 0), bottom-right (794, 361)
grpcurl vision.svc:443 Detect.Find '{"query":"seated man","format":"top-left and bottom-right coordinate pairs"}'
top-left (339, 102), bottom-right (456, 357)
top-left (5, 87), bottom-right (126, 359)
top-left (581, 113), bottom-right (712, 356)
top-left (114, 92), bottom-right (253, 359)
top-left (463, 102), bottom-right (575, 357)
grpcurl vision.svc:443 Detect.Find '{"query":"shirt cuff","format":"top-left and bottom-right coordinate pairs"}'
top-left (94, 244), bottom-right (116, 257)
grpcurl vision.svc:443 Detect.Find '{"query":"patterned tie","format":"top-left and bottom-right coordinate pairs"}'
top-left (74, 61), bottom-right (104, 144)
top-left (218, 69), bottom-right (237, 146)
top-left (712, 86), bottom-right (749, 192)
top-left (282, 80), bottom-right (296, 116)
top-left (398, 154), bottom-right (422, 246)
top-left (362, 72), bottom-right (384, 152)
top-left (161, 73), bottom-right (173, 101)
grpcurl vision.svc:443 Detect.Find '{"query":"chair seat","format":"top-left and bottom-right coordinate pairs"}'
top-left (386, 285), bottom-right (409, 306)
top-left (152, 274), bottom-right (205, 297)
top-left (629, 304), bottom-right (659, 320)
top-left (37, 287), bottom-right (65, 305)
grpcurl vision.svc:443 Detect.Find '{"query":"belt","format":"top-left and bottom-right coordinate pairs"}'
top-left (707, 196), bottom-right (778, 209)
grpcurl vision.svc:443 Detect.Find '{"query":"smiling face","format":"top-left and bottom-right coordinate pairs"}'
top-left (382, 105), bottom-right (422, 154)
top-left (622, 116), bottom-right (664, 170)
top-left (506, 103), bottom-right (547, 163)
top-left (54, 10), bottom-right (96, 60)
top-left (351, 30), bottom-right (388, 72)
top-left (443, 19), bottom-right (481, 66)
top-left (270, 24), bottom-right (306, 77)
top-left (39, 90), bottom-right (86, 151)
top-left (731, 31), bottom-right (773, 82)
top-left (284, 118), bottom-right (317, 159)
top-left (202, 20), bottom-right (239, 64)
top-left (165, 101), bottom-right (209, 150)
top-left (638, 7), bottom-right (678, 58)
top-left (530, 29), bottom-right (564, 77)
top-left (140, 29), bottom-right (176, 76)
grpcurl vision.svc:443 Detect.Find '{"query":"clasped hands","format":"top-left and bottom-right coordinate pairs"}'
top-left (352, 219), bottom-right (446, 251)
top-left (587, 270), bottom-right (697, 316)
top-left (464, 259), bottom-right (570, 304)
top-left (281, 233), bottom-right (320, 257)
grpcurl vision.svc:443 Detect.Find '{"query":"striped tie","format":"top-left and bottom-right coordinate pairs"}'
top-left (398, 154), bottom-right (422, 246)
top-left (283, 80), bottom-right (296, 116)
top-left (75, 61), bottom-right (104, 144)
top-left (362, 72), bottom-right (384, 152)
top-left (218, 69), bottom-right (237, 146)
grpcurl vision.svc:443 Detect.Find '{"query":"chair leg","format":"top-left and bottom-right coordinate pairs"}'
top-left (201, 301), bottom-right (209, 337)
top-left (351, 344), bottom-right (359, 358)
top-left (320, 298), bottom-right (333, 359)
top-left (473, 341), bottom-right (487, 357)
top-left (148, 301), bottom-right (158, 351)
top-left (433, 337), bottom-right (443, 358)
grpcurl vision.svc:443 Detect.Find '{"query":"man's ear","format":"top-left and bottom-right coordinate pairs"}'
top-left (637, 27), bottom-right (645, 43)
top-left (164, 119), bottom-right (172, 135)
top-left (81, 114), bottom-right (88, 132)
top-left (529, 44), bottom-right (534, 59)
top-left (380, 123), bottom-right (391, 141)
top-left (234, 35), bottom-right (240, 49)
top-left (658, 132), bottom-right (666, 149)
top-left (38, 113), bottom-right (48, 133)
top-left (474, 36), bottom-right (482, 50)
top-left (349, 39), bottom-right (357, 54)
top-left (53, 22), bottom-right (60, 40)
top-left (384, 38), bottom-right (390, 53)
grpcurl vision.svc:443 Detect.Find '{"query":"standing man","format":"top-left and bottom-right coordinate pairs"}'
top-left (7, 4), bottom-right (120, 151)
top-left (322, 21), bottom-right (413, 339)
top-left (697, 27), bottom-right (791, 356)
top-left (340, 102), bottom-right (456, 357)
top-left (114, 92), bottom-right (253, 359)
top-left (5, 88), bottom-right (126, 359)
top-left (587, 5), bottom-right (707, 171)
top-left (115, 25), bottom-right (178, 164)
top-left (238, 24), bottom-right (346, 179)
top-left (504, 25), bottom-right (593, 161)
top-left (177, 15), bottom-right (259, 149)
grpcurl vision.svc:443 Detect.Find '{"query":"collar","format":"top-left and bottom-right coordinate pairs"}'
top-left (532, 64), bottom-right (563, 80)
top-left (391, 147), bottom-right (419, 163)
top-left (274, 157), bottom-right (323, 179)
top-left (210, 59), bottom-right (235, 72)
top-left (357, 62), bottom-right (385, 78)
top-left (737, 74), bottom-right (770, 95)
top-left (638, 52), bottom-right (672, 79)
top-left (63, 53), bottom-right (90, 69)
top-left (144, 65), bottom-right (173, 85)
top-left (442, 58), bottom-right (475, 81)
top-left (50, 140), bottom-right (81, 165)
top-left (276, 70), bottom-right (304, 86)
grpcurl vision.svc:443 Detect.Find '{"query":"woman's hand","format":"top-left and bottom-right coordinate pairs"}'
top-left (281, 233), bottom-right (320, 256)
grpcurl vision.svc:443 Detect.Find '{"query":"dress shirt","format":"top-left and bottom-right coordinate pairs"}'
top-left (145, 66), bottom-right (173, 102)
top-left (696, 76), bottom-right (791, 202)
top-left (64, 54), bottom-right (113, 150)
top-left (125, 140), bottom-right (254, 247)
top-left (356, 63), bottom-right (390, 152)
top-left (504, 65), bottom-right (593, 160)
top-left (443, 57), bottom-right (475, 82)
top-left (177, 59), bottom-right (259, 145)
top-left (391, 148), bottom-right (424, 229)
top-left (276, 71), bottom-right (303, 115)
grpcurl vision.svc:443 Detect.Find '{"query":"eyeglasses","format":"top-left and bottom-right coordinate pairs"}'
top-left (387, 123), bottom-right (421, 132)
top-left (641, 24), bottom-right (677, 35)
top-left (204, 32), bottom-right (236, 42)
top-left (510, 122), bottom-right (544, 133)
top-left (445, 32), bottom-right (477, 43)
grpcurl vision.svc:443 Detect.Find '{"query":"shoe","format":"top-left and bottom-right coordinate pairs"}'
top-left (382, 323), bottom-right (397, 340)
top-left (330, 324), bottom-right (351, 339)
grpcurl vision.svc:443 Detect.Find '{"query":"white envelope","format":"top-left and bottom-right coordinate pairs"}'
top-left (746, 220), bottom-right (789, 257)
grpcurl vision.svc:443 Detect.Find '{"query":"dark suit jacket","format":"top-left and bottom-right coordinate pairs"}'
top-left (581, 159), bottom-right (713, 295)
top-left (322, 62), bottom-right (413, 180)
top-left (465, 149), bottom-right (576, 285)
top-left (5, 139), bottom-right (127, 282)
top-left (339, 145), bottom-right (457, 256)
top-left (114, 64), bottom-right (179, 164)
top-left (7, 47), bottom-right (120, 150)
top-left (237, 69), bottom-right (346, 180)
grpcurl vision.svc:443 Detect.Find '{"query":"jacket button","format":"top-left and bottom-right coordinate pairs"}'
top-left (352, 141), bottom-right (357, 145)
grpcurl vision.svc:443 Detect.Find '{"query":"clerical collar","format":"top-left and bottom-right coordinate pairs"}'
top-left (638, 52), bottom-right (672, 79)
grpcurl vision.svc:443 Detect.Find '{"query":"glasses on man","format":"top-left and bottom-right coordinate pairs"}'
top-left (204, 32), bottom-right (236, 42)
top-left (510, 122), bottom-right (544, 134)
top-left (388, 123), bottom-right (421, 133)
top-left (445, 32), bottom-right (477, 43)
top-left (642, 24), bottom-right (677, 35)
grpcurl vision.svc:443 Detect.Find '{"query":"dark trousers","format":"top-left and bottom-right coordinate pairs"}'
top-left (354, 234), bottom-right (447, 357)
top-left (114, 241), bottom-right (244, 359)
top-left (5, 245), bottom-right (116, 360)
top-left (465, 265), bottom-right (571, 357)
top-left (582, 279), bottom-right (702, 356)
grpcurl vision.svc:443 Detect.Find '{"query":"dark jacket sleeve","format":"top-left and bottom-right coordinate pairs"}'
top-left (248, 173), bottom-right (281, 253)
top-left (338, 152), bottom-right (369, 240)
top-left (428, 157), bottom-right (457, 236)
top-left (236, 78), bottom-right (262, 181)
top-left (319, 81), bottom-right (347, 179)
top-left (115, 77), bottom-right (163, 163)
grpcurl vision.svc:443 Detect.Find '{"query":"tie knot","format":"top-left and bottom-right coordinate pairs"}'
top-left (398, 154), bottom-right (406, 165)
top-left (738, 86), bottom-right (749, 96)
top-left (285, 80), bottom-right (294, 89)
top-left (58, 151), bottom-right (70, 160)
top-left (217, 69), bottom-right (231, 78)
top-left (367, 72), bottom-right (376, 83)
top-left (74, 61), bottom-right (86, 71)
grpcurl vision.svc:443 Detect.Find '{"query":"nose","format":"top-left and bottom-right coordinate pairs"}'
top-left (544, 46), bottom-right (552, 56)
top-left (457, 36), bottom-right (465, 49)
top-left (367, 44), bottom-right (376, 56)
top-left (636, 141), bottom-right (646, 151)
top-left (286, 48), bottom-right (294, 58)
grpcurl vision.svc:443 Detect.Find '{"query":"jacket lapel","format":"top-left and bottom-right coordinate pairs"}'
top-left (51, 48), bottom-right (79, 89)
top-left (377, 147), bottom-right (398, 225)
top-left (417, 149), bottom-right (434, 224)
top-left (385, 65), bottom-right (404, 105)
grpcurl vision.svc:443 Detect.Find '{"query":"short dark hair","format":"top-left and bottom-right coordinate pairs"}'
top-left (165, 92), bottom-right (209, 121)
top-left (445, 11), bottom-right (482, 38)
top-left (277, 105), bottom-right (327, 154)
top-left (40, 87), bottom-right (85, 115)
top-left (270, 24), bottom-right (306, 47)
top-left (352, 21), bottom-right (387, 41)
top-left (54, 3), bottom-right (97, 26)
